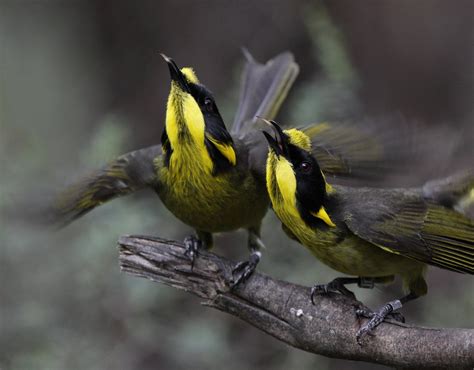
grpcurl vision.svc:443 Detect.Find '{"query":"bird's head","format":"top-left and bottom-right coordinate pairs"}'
top-left (263, 119), bottom-right (335, 227)
top-left (161, 54), bottom-right (235, 171)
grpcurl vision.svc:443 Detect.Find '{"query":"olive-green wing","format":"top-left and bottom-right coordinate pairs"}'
top-left (303, 117), bottom-right (425, 185)
top-left (341, 188), bottom-right (474, 274)
top-left (48, 145), bottom-right (161, 227)
top-left (231, 50), bottom-right (299, 138)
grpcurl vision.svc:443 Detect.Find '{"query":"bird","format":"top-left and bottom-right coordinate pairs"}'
top-left (262, 119), bottom-right (473, 343)
top-left (49, 51), bottom-right (299, 287)
top-left (48, 50), bottom-right (433, 287)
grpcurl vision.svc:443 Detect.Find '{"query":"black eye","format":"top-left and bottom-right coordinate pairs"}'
top-left (300, 161), bottom-right (312, 172)
top-left (204, 97), bottom-right (214, 112)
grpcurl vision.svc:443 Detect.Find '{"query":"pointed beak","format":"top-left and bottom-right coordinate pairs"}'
top-left (261, 118), bottom-right (289, 158)
top-left (262, 130), bottom-right (282, 157)
top-left (160, 53), bottom-right (191, 93)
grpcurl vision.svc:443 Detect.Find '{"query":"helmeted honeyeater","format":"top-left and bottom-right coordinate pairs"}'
top-left (49, 51), bottom-right (433, 287)
top-left (263, 119), bottom-right (473, 342)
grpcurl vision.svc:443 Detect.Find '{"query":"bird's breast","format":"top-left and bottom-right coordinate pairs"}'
top-left (272, 202), bottom-right (419, 277)
top-left (156, 153), bottom-right (268, 232)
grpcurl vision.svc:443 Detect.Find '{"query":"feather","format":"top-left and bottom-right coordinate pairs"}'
top-left (342, 187), bottom-right (474, 274)
top-left (231, 50), bottom-right (299, 137)
top-left (49, 145), bottom-right (161, 227)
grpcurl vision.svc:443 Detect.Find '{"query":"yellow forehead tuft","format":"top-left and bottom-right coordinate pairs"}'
top-left (284, 129), bottom-right (311, 151)
top-left (181, 67), bottom-right (199, 84)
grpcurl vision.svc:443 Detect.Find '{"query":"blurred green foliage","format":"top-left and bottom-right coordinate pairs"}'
top-left (289, 3), bottom-right (361, 124)
top-left (1, 2), bottom-right (472, 370)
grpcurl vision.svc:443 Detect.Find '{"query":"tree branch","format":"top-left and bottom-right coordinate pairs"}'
top-left (118, 235), bottom-right (474, 369)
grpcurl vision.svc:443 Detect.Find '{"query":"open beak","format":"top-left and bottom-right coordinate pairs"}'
top-left (261, 118), bottom-right (289, 158)
top-left (160, 53), bottom-right (191, 93)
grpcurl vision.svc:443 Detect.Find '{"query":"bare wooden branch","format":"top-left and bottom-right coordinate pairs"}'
top-left (118, 235), bottom-right (474, 369)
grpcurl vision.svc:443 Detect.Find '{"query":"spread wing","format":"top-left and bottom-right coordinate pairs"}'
top-left (341, 188), bottom-right (474, 274)
top-left (48, 145), bottom-right (162, 227)
top-left (303, 116), bottom-right (432, 185)
top-left (250, 115), bottom-right (449, 186)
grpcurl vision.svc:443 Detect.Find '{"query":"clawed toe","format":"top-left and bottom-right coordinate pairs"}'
top-left (310, 280), bottom-right (356, 304)
top-left (310, 284), bottom-right (327, 304)
top-left (355, 307), bottom-right (374, 319)
top-left (183, 235), bottom-right (202, 269)
top-left (230, 252), bottom-right (261, 289)
top-left (355, 299), bottom-right (404, 344)
top-left (356, 312), bottom-right (385, 344)
top-left (387, 311), bottom-right (405, 323)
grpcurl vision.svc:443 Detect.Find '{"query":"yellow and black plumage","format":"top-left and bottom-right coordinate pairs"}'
top-left (49, 50), bottom-right (436, 286)
top-left (263, 119), bottom-right (473, 342)
top-left (50, 51), bottom-right (299, 286)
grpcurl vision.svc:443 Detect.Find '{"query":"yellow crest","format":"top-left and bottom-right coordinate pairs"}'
top-left (181, 67), bottom-right (199, 84)
top-left (284, 128), bottom-right (311, 151)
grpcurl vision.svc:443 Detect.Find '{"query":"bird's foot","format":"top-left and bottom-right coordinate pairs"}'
top-left (230, 251), bottom-right (261, 289)
top-left (355, 300), bottom-right (404, 344)
top-left (183, 235), bottom-right (203, 270)
top-left (356, 307), bottom-right (405, 323)
top-left (310, 279), bottom-right (356, 304)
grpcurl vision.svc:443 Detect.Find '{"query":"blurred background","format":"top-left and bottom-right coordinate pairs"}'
top-left (1, 1), bottom-right (473, 369)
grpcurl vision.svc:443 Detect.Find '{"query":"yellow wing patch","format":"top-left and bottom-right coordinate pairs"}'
top-left (311, 207), bottom-right (336, 227)
top-left (181, 67), bottom-right (199, 84)
top-left (206, 135), bottom-right (237, 165)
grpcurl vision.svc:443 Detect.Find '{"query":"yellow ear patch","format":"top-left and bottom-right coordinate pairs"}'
top-left (275, 158), bottom-right (297, 207)
top-left (284, 129), bottom-right (311, 151)
top-left (206, 135), bottom-right (237, 165)
top-left (181, 67), bottom-right (199, 84)
top-left (311, 207), bottom-right (336, 227)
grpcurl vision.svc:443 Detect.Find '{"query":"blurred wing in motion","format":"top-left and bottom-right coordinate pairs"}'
top-left (231, 49), bottom-right (299, 137)
top-left (49, 145), bottom-right (161, 227)
top-left (423, 169), bottom-right (474, 218)
top-left (304, 116), bottom-right (459, 186)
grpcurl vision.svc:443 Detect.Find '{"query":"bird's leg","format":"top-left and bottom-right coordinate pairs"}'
top-left (356, 292), bottom-right (419, 344)
top-left (231, 226), bottom-right (264, 289)
top-left (184, 230), bottom-right (213, 270)
top-left (311, 276), bottom-right (393, 304)
top-left (311, 277), bottom-right (361, 303)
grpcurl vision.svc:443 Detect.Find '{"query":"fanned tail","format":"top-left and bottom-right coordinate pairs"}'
top-left (231, 50), bottom-right (299, 138)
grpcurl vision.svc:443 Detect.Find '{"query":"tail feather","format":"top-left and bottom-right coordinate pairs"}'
top-left (48, 145), bottom-right (161, 227)
top-left (231, 50), bottom-right (299, 137)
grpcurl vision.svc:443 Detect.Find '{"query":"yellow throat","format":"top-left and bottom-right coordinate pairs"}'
top-left (266, 128), bottom-right (335, 228)
top-left (164, 68), bottom-right (213, 173)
